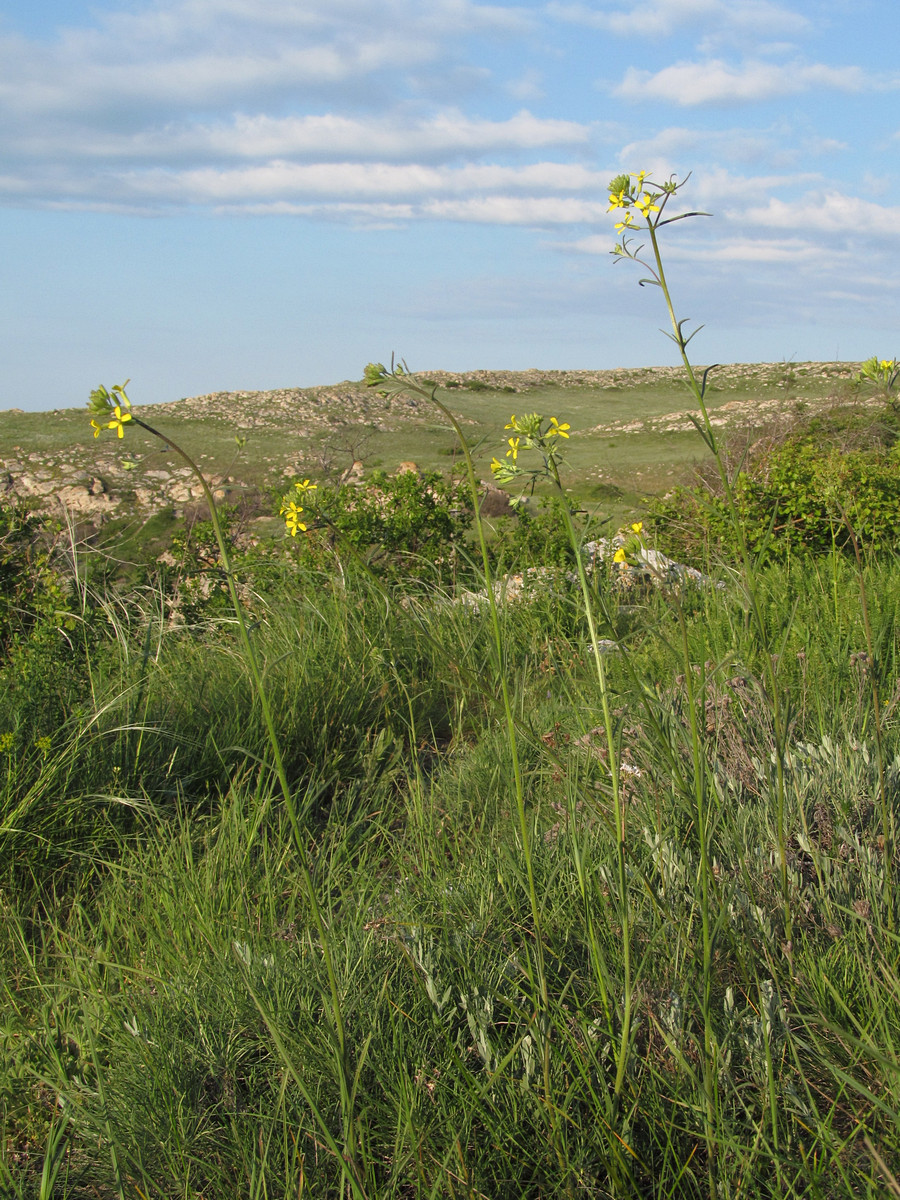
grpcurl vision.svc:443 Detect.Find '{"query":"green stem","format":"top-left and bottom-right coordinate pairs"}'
top-left (548, 467), bottom-right (631, 1099)
top-left (645, 221), bottom-right (792, 943)
top-left (377, 372), bottom-right (571, 1190)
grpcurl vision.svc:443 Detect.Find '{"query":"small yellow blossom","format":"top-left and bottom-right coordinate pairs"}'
top-left (506, 437), bottom-right (521, 461)
top-left (90, 418), bottom-right (107, 438)
top-left (504, 416), bottom-right (519, 430)
top-left (35, 735), bottom-right (52, 754)
top-left (635, 194), bottom-right (660, 218)
top-left (490, 456), bottom-right (504, 473)
top-left (0, 732), bottom-right (14, 753)
top-left (613, 547), bottom-right (627, 564)
top-left (293, 479), bottom-right (317, 494)
top-left (548, 417), bottom-right (571, 438)
top-left (631, 521), bottom-right (643, 535)
top-left (105, 405), bottom-right (132, 438)
top-left (280, 500), bottom-right (307, 536)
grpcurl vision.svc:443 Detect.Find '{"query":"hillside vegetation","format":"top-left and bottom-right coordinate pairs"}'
top-left (2, 353), bottom-right (900, 1198)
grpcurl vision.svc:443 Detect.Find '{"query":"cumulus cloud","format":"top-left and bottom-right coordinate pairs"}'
top-left (0, 0), bottom-right (532, 123)
top-left (547, 0), bottom-right (808, 39)
top-left (614, 58), bottom-right (873, 105)
top-left (1, 158), bottom-right (608, 212)
top-left (743, 191), bottom-right (900, 236)
top-left (0, 0), bottom-right (595, 217)
top-left (4, 110), bottom-right (589, 164)
top-left (617, 124), bottom-right (847, 171)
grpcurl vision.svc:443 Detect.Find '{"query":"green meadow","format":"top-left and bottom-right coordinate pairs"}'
top-left (3, 166), bottom-right (899, 1196)
top-left (2, 356), bottom-right (900, 1198)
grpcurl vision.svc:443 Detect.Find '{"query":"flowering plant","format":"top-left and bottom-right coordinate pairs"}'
top-left (489, 412), bottom-right (571, 495)
top-left (855, 355), bottom-right (899, 400)
top-left (612, 522), bottom-right (646, 568)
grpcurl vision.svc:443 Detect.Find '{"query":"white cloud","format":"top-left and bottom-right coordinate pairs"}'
top-left (5, 110), bottom-right (589, 163)
top-left (547, 0), bottom-right (808, 39)
top-left (617, 124), bottom-right (847, 171)
top-left (615, 58), bottom-right (873, 105)
top-left (42, 159), bottom-right (606, 206)
top-left (423, 195), bottom-right (608, 223)
top-left (743, 191), bottom-right (900, 236)
top-left (561, 231), bottom-right (823, 262)
top-left (0, 0), bottom-right (532, 122)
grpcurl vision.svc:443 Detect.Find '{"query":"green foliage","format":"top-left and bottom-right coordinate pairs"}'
top-left (487, 496), bottom-right (580, 568)
top-left (650, 434), bottom-right (900, 564)
top-left (290, 468), bottom-right (474, 580)
top-left (0, 500), bottom-right (74, 659)
top-left (855, 354), bottom-right (899, 399)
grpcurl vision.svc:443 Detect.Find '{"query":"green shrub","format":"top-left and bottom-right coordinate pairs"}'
top-left (650, 432), bottom-right (900, 565)
top-left (0, 499), bottom-right (75, 659)
top-left (288, 468), bottom-right (474, 581)
top-left (487, 496), bottom-right (580, 569)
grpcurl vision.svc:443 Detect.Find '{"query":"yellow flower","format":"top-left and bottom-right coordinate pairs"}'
top-left (614, 212), bottom-right (638, 232)
top-left (631, 521), bottom-right (643, 535)
top-left (506, 437), bottom-right (521, 461)
top-left (504, 415), bottom-right (519, 430)
top-left (635, 194), bottom-right (660, 218)
top-left (293, 478), bottom-right (317, 494)
top-left (90, 418), bottom-right (107, 438)
top-left (607, 189), bottom-right (629, 212)
top-left (0, 732), bottom-right (13, 753)
top-left (548, 417), bottom-right (570, 438)
top-left (613, 547), bottom-right (627, 564)
top-left (490, 456), bottom-right (504, 473)
top-left (106, 405), bottom-right (132, 438)
top-left (280, 500), bottom-right (307, 536)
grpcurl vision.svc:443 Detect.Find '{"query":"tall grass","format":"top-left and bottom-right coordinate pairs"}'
top-left (2, 546), bottom-right (899, 1197)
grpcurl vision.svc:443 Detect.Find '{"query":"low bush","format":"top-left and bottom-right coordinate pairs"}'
top-left (649, 411), bottom-right (900, 565)
top-left (284, 467), bottom-right (475, 582)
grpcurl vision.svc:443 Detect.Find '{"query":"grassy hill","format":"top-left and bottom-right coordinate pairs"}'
top-left (2, 359), bottom-right (899, 1199)
top-left (1, 361), bottom-right (861, 524)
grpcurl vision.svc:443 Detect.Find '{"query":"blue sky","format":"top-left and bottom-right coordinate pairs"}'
top-left (1, 0), bottom-right (897, 410)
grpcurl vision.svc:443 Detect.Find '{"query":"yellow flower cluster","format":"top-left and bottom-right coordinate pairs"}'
top-left (90, 405), bottom-right (132, 439)
top-left (613, 523), bottom-right (644, 566)
top-left (489, 413), bottom-right (572, 484)
top-left (88, 382), bottom-right (134, 439)
top-left (607, 172), bottom-right (660, 232)
top-left (280, 479), bottom-right (317, 536)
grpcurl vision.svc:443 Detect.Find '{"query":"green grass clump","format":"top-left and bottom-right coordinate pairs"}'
top-left (2, 538), bottom-right (900, 1198)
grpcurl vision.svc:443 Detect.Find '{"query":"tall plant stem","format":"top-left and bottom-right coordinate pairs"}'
top-left (549, 469), bottom-right (632, 1100)
top-left (645, 224), bottom-right (792, 942)
top-left (376, 372), bottom-right (573, 1191)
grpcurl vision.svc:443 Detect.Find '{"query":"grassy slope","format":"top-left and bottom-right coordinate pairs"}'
top-left (4, 360), bottom-right (899, 1199)
top-left (1, 362), bottom-right (857, 516)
